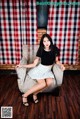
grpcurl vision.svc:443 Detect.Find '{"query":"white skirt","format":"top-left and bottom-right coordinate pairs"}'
top-left (28, 64), bottom-right (54, 80)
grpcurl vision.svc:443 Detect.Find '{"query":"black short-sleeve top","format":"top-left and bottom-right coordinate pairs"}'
top-left (36, 45), bottom-right (60, 65)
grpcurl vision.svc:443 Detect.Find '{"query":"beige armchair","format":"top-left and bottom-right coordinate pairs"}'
top-left (16, 45), bottom-right (64, 94)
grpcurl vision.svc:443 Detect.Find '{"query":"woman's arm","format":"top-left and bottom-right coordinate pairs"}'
top-left (55, 57), bottom-right (65, 71)
top-left (16, 57), bottom-right (40, 68)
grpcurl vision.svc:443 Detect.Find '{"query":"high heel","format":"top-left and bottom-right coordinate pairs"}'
top-left (22, 95), bottom-right (29, 106)
top-left (33, 94), bottom-right (39, 103)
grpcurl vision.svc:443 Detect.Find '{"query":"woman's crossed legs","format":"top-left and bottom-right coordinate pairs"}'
top-left (22, 78), bottom-right (54, 106)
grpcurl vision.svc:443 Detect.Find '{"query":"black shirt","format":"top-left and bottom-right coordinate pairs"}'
top-left (36, 45), bottom-right (60, 65)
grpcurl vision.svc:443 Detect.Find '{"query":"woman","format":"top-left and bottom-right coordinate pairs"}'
top-left (16, 34), bottom-right (65, 106)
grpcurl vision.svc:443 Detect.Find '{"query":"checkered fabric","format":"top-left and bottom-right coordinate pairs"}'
top-left (47, 0), bottom-right (80, 64)
top-left (0, 0), bottom-right (37, 64)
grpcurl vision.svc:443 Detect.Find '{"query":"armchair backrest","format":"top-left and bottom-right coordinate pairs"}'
top-left (22, 45), bottom-right (39, 63)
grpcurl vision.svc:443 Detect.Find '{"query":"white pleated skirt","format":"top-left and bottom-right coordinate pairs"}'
top-left (28, 64), bottom-right (54, 80)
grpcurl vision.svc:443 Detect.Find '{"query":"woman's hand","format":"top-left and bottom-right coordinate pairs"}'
top-left (56, 57), bottom-right (65, 71)
top-left (16, 64), bottom-right (24, 68)
top-left (60, 64), bottom-right (65, 71)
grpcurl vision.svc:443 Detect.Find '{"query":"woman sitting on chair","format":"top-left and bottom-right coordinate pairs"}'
top-left (16, 34), bottom-right (65, 106)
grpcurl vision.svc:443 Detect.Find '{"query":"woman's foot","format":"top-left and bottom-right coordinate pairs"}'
top-left (33, 94), bottom-right (38, 103)
top-left (22, 95), bottom-right (29, 106)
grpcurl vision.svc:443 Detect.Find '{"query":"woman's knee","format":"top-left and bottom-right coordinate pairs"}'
top-left (37, 79), bottom-right (46, 87)
top-left (46, 78), bottom-right (53, 86)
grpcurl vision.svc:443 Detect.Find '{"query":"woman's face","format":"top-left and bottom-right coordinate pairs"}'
top-left (43, 37), bottom-right (51, 49)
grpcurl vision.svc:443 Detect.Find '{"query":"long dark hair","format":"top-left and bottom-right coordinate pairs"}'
top-left (37, 34), bottom-right (54, 55)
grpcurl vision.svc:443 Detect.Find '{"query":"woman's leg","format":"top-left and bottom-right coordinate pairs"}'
top-left (32, 78), bottom-right (54, 103)
top-left (32, 79), bottom-right (47, 103)
top-left (22, 78), bottom-right (54, 105)
top-left (23, 79), bottom-right (46, 98)
top-left (33, 79), bottom-right (47, 94)
top-left (46, 78), bottom-right (54, 87)
top-left (33, 78), bottom-right (54, 95)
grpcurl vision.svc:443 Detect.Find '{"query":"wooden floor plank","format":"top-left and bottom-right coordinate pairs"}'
top-left (0, 71), bottom-right (80, 119)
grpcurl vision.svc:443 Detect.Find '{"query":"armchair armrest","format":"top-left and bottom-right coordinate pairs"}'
top-left (16, 45), bottom-right (28, 80)
top-left (52, 64), bottom-right (64, 86)
top-left (16, 57), bottom-right (27, 80)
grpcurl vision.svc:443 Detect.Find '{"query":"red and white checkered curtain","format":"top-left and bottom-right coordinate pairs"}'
top-left (0, 0), bottom-right (37, 64)
top-left (47, 0), bottom-right (80, 64)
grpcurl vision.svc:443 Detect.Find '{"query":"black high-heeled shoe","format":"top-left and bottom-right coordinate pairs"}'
top-left (22, 95), bottom-right (29, 106)
top-left (33, 94), bottom-right (39, 103)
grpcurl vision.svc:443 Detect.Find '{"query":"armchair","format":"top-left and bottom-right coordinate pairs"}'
top-left (16, 45), bottom-right (64, 94)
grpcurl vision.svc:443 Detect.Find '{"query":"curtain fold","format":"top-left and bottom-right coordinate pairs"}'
top-left (47, 0), bottom-right (80, 64)
top-left (0, 0), bottom-right (37, 64)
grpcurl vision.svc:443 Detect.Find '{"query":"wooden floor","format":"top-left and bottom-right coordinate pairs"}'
top-left (0, 70), bottom-right (80, 119)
